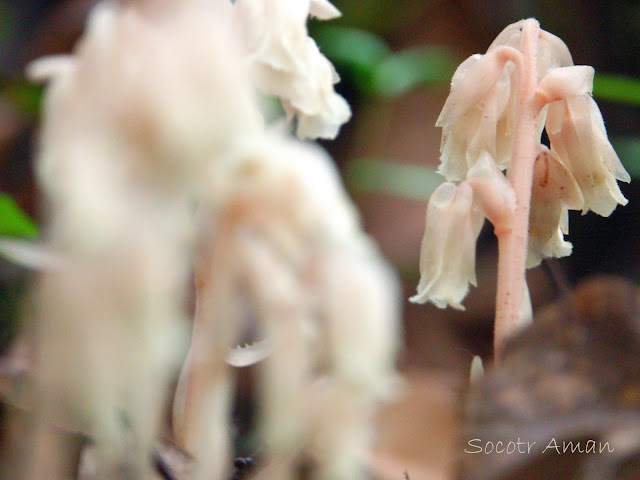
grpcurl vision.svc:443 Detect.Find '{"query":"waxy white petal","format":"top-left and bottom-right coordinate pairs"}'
top-left (527, 146), bottom-right (583, 267)
top-left (309, 0), bottom-right (341, 19)
top-left (547, 95), bottom-right (629, 216)
top-left (536, 65), bottom-right (594, 104)
top-left (410, 182), bottom-right (484, 310)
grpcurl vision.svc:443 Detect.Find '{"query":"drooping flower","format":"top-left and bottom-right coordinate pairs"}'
top-left (419, 20), bottom-right (630, 313)
top-left (546, 94), bottom-right (630, 216)
top-left (527, 145), bottom-right (584, 267)
top-left (410, 182), bottom-right (484, 309)
top-left (234, 0), bottom-right (351, 139)
top-left (436, 50), bottom-right (518, 180)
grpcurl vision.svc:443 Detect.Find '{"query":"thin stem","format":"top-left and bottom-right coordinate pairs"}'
top-left (494, 19), bottom-right (540, 362)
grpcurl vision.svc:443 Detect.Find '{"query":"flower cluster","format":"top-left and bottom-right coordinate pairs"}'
top-left (176, 133), bottom-right (401, 480)
top-left (234, 0), bottom-right (351, 139)
top-left (16, 0), bottom-right (395, 479)
top-left (412, 20), bottom-right (630, 310)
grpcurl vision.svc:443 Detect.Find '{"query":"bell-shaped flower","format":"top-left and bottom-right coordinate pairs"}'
top-left (410, 182), bottom-right (484, 309)
top-left (234, 0), bottom-right (351, 139)
top-left (436, 45), bottom-right (521, 180)
top-left (527, 146), bottom-right (584, 267)
top-left (546, 94), bottom-right (630, 216)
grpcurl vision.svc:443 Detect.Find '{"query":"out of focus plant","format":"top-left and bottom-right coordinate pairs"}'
top-left (0, 2), bottom-right (400, 480)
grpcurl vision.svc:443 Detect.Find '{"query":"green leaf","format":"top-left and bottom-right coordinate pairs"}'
top-left (313, 25), bottom-right (390, 92)
top-left (314, 25), bottom-right (390, 68)
top-left (371, 46), bottom-right (458, 97)
top-left (313, 25), bottom-right (457, 98)
top-left (612, 137), bottom-right (640, 178)
top-left (4, 80), bottom-right (44, 116)
top-left (593, 74), bottom-right (640, 106)
top-left (345, 158), bottom-right (442, 200)
top-left (0, 194), bottom-right (39, 239)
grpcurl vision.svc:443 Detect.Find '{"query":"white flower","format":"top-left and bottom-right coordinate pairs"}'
top-left (181, 132), bottom-right (399, 480)
top-left (206, 132), bottom-right (362, 261)
top-left (33, 0), bottom-right (261, 219)
top-left (546, 94), bottom-right (630, 216)
top-left (527, 145), bottom-right (584, 267)
top-left (234, 0), bottom-right (351, 139)
top-left (436, 48), bottom-right (519, 180)
top-left (410, 182), bottom-right (484, 309)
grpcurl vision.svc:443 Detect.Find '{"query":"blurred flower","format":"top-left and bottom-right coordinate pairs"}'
top-left (181, 132), bottom-right (399, 480)
top-left (32, 0), bottom-right (261, 239)
top-left (234, 0), bottom-right (351, 139)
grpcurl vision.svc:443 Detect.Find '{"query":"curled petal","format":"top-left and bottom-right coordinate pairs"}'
top-left (527, 146), bottom-right (583, 267)
top-left (536, 65), bottom-right (594, 105)
top-left (226, 339), bottom-right (272, 367)
top-left (587, 97), bottom-right (630, 183)
top-left (410, 182), bottom-right (484, 310)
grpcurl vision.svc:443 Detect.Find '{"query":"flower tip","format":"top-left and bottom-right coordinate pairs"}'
top-left (26, 55), bottom-right (75, 83)
top-left (309, 0), bottom-right (342, 20)
top-left (409, 291), bottom-right (467, 311)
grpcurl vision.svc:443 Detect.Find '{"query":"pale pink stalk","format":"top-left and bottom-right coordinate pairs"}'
top-left (494, 19), bottom-right (540, 361)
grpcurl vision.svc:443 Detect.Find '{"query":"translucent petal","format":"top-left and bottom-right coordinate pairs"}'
top-left (410, 183), bottom-right (483, 310)
top-left (536, 65), bottom-right (594, 103)
top-left (235, 0), bottom-right (350, 139)
top-left (547, 96), bottom-right (628, 216)
top-left (436, 50), bottom-right (512, 129)
top-left (527, 146), bottom-right (583, 267)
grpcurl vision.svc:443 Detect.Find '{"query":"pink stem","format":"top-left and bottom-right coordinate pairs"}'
top-left (494, 19), bottom-right (540, 361)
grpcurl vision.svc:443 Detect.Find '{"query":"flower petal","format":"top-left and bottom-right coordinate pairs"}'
top-left (235, 0), bottom-right (350, 139)
top-left (436, 48), bottom-right (516, 129)
top-left (309, 0), bottom-right (342, 20)
top-left (466, 151), bottom-right (516, 229)
top-left (547, 95), bottom-right (628, 216)
top-left (527, 146), bottom-right (583, 267)
top-left (536, 65), bottom-right (594, 104)
top-left (410, 182), bottom-right (483, 310)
